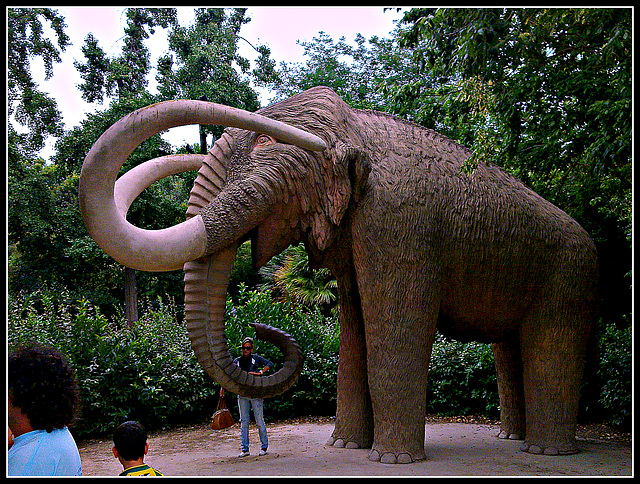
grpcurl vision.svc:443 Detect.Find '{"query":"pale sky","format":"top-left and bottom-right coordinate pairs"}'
top-left (25, 7), bottom-right (404, 158)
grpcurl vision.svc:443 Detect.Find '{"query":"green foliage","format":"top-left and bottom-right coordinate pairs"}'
top-left (427, 335), bottom-right (499, 418)
top-left (596, 324), bottom-right (632, 429)
top-left (273, 31), bottom-right (416, 111)
top-left (7, 284), bottom-right (341, 435)
top-left (9, 94), bottom-right (188, 319)
top-left (75, 8), bottom-right (177, 102)
top-left (9, 289), bottom-right (217, 438)
top-left (156, 7), bottom-right (272, 142)
top-left (259, 244), bottom-right (338, 314)
top-left (227, 241), bottom-right (263, 302)
top-left (8, 285), bottom-right (630, 435)
top-left (8, 8), bottom-right (69, 155)
top-left (427, 324), bottom-right (632, 429)
top-left (394, 8), bottom-right (631, 216)
top-left (8, 155), bottom-right (60, 291)
top-left (395, 8), bottom-right (631, 198)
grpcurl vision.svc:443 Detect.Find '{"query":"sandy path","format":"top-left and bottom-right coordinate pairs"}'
top-left (78, 420), bottom-right (632, 477)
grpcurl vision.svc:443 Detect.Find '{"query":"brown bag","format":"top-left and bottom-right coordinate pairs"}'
top-left (210, 395), bottom-right (235, 430)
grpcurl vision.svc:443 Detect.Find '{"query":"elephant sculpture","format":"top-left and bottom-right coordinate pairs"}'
top-left (80, 86), bottom-right (598, 464)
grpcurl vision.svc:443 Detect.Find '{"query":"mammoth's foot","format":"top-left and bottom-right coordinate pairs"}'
top-left (327, 422), bottom-right (373, 451)
top-left (497, 429), bottom-right (524, 441)
top-left (326, 435), bottom-right (365, 450)
top-left (368, 444), bottom-right (426, 464)
top-left (520, 441), bottom-right (579, 456)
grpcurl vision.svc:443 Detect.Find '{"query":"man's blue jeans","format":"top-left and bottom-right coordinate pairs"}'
top-left (237, 396), bottom-right (268, 452)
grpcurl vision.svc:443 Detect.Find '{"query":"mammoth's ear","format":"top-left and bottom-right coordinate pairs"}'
top-left (346, 144), bottom-right (371, 204)
top-left (312, 140), bottom-right (371, 252)
top-left (322, 141), bottom-right (371, 230)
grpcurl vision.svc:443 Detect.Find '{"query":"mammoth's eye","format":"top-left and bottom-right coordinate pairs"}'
top-left (255, 134), bottom-right (276, 148)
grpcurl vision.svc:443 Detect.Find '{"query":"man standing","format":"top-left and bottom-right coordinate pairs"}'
top-left (220, 337), bottom-right (273, 457)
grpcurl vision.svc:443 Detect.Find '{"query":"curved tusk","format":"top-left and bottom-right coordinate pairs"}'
top-left (80, 100), bottom-right (326, 272)
top-left (115, 154), bottom-right (205, 217)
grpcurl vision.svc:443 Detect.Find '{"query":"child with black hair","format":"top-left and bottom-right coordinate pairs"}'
top-left (112, 421), bottom-right (164, 476)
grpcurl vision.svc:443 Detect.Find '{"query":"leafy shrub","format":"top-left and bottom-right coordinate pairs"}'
top-left (427, 324), bottom-right (632, 430)
top-left (9, 290), bottom-right (217, 438)
top-left (8, 286), bottom-right (340, 436)
top-left (426, 335), bottom-right (499, 418)
top-left (596, 323), bottom-right (632, 429)
top-left (9, 286), bottom-right (631, 436)
top-left (224, 288), bottom-right (501, 420)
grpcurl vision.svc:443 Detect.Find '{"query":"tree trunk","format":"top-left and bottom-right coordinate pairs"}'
top-left (200, 95), bottom-right (208, 155)
top-left (200, 126), bottom-right (207, 154)
top-left (124, 266), bottom-right (138, 327)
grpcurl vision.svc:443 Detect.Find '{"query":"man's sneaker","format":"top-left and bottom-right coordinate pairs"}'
top-left (259, 449), bottom-right (268, 456)
top-left (238, 451), bottom-right (250, 458)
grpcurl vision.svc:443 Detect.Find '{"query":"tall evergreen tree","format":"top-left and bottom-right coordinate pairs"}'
top-left (75, 8), bottom-right (177, 102)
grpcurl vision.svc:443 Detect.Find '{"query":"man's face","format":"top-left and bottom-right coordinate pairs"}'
top-left (242, 343), bottom-right (253, 355)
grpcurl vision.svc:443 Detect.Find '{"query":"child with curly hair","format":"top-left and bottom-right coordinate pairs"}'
top-left (8, 344), bottom-right (82, 476)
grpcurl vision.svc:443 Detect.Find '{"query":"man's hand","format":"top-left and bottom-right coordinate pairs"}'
top-left (249, 366), bottom-right (270, 376)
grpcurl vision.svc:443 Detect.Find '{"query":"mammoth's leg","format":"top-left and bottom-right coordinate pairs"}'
top-left (358, 261), bottom-right (438, 464)
top-left (519, 292), bottom-right (592, 455)
top-left (492, 333), bottom-right (526, 440)
top-left (327, 265), bottom-right (373, 449)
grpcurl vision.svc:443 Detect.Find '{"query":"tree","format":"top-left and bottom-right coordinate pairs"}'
top-left (156, 8), bottom-right (279, 146)
top-left (8, 150), bottom-right (65, 293)
top-left (9, 93), bottom-right (189, 318)
top-left (273, 31), bottom-right (416, 111)
top-left (7, 8), bottom-right (73, 298)
top-left (10, 8), bottom-right (281, 321)
top-left (75, 8), bottom-right (177, 102)
top-left (8, 8), bottom-right (69, 156)
top-left (390, 8), bottom-right (631, 327)
top-left (73, 8), bottom-right (179, 325)
top-left (259, 245), bottom-right (338, 315)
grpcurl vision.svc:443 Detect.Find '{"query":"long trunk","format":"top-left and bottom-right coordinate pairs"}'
top-left (184, 133), bottom-right (303, 398)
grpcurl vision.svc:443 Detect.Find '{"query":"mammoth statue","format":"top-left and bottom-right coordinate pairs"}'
top-left (80, 86), bottom-right (598, 464)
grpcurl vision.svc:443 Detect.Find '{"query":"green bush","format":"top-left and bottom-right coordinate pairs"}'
top-left (8, 286), bottom-right (341, 436)
top-left (596, 323), bottom-right (632, 429)
top-left (9, 290), bottom-right (217, 438)
top-left (426, 335), bottom-right (500, 418)
top-left (224, 288), bottom-right (501, 420)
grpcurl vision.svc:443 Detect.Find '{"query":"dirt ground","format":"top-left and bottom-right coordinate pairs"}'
top-left (78, 416), bottom-right (632, 477)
